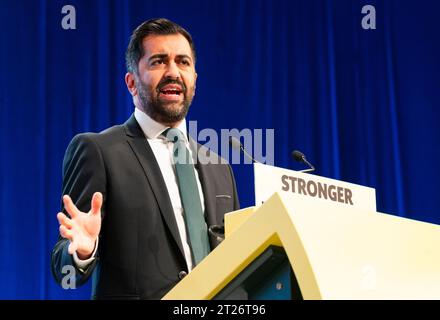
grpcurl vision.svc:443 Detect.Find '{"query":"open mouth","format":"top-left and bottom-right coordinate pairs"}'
top-left (158, 84), bottom-right (183, 100)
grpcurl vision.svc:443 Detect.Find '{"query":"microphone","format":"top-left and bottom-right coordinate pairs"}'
top-left (229, 136), bottom-right (260, 164)
top-left (291, 150), bottom-right (315, 173)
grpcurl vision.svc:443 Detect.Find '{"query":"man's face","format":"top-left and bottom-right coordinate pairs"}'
top-left (128, 34), bottom-right (197, 126)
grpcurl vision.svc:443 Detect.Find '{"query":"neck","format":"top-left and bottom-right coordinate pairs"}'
top-left (164, 119), bottom-right (183, 128)
top-left (135, 106), bottom-right (184, 128)
top-left (150, 112), bottom-right (183, 128)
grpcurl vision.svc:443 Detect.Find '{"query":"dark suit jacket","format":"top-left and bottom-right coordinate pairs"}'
top-left (51, 114), bottom-right (240, 299)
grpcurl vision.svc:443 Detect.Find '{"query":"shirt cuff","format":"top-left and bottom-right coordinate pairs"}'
top-left (72, 238), bottom-right (99, 270)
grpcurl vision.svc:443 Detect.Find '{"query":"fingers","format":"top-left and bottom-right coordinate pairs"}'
top-left (90, 192), bottom-right (103, 216)
top-left (57, 212), bottom-right (73, 229)
top-left (68, 241), bottom-right (78, 255)
top-left (59, 225), bottom-right (73, 241)
top-left (63, 195), bottom-right (80, 218)
top-left (59, 217), bottom-right (77, 255)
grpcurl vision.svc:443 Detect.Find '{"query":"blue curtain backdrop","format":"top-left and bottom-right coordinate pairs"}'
top-left (0, 0), bottom-right (439, 299)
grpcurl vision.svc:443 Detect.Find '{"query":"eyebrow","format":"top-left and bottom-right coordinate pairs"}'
top-left (147, 53), bottom-right (193, 63)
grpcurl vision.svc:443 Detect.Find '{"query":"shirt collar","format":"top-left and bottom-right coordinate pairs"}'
top-left (134, 107), bottom-right (188, 141)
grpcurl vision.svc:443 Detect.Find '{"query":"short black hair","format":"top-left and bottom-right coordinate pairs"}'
top-left (125, 18), bottom-right (196, 74)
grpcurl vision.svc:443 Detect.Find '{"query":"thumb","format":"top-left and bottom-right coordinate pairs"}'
top-left (90, 192), bottom-right (103, 216)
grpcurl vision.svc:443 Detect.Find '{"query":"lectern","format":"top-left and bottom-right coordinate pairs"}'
top-left (163, 164), bottom-right (440, 300)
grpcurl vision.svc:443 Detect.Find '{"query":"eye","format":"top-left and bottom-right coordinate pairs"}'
top-left (180, 59), bottom-right (191, 66)
top-left (151, 59), bottom-right (164, 66)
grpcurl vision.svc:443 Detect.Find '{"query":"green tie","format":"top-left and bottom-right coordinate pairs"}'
top-left (162, 128), bottom-right (210, 265)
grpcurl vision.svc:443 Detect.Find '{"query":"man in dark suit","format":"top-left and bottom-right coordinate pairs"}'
top-left (51, 18), bottom-right (239, 299)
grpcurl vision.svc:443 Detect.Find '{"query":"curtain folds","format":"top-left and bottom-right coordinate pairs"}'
top-left (0, 0), bottom-right (439, 299)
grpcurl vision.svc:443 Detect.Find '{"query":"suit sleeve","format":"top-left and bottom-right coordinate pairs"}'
top-left (51, 133), bottom-right (107, 288)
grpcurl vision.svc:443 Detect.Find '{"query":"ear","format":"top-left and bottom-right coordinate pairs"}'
top-left (194, 72), bottom-right (198, 93)
top-left (125, 72), bottom-right (137, 96)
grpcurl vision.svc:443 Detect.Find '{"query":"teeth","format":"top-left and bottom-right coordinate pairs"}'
top-left (161, 90), bottom-right (180, 95)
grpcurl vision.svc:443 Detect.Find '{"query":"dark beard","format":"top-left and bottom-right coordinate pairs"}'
top-left (136, 78), bottom-right (194, 125)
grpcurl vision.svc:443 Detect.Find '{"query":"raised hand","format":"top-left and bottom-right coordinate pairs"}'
top-left (57, 192), bottom-right (103, 259)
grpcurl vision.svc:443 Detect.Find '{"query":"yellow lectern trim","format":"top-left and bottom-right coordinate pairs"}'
top-left (162, 193), bottom-right (322, 300)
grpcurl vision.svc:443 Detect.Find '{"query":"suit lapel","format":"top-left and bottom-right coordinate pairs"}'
top-left (123, 115), bottom-right (186, 261)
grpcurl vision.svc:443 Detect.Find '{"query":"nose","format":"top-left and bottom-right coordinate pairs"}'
top-left (164, 61), bottom-right (180, 80)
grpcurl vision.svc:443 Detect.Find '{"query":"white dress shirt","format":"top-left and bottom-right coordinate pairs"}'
top-left (74, 108), bottom-right (206, 272)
